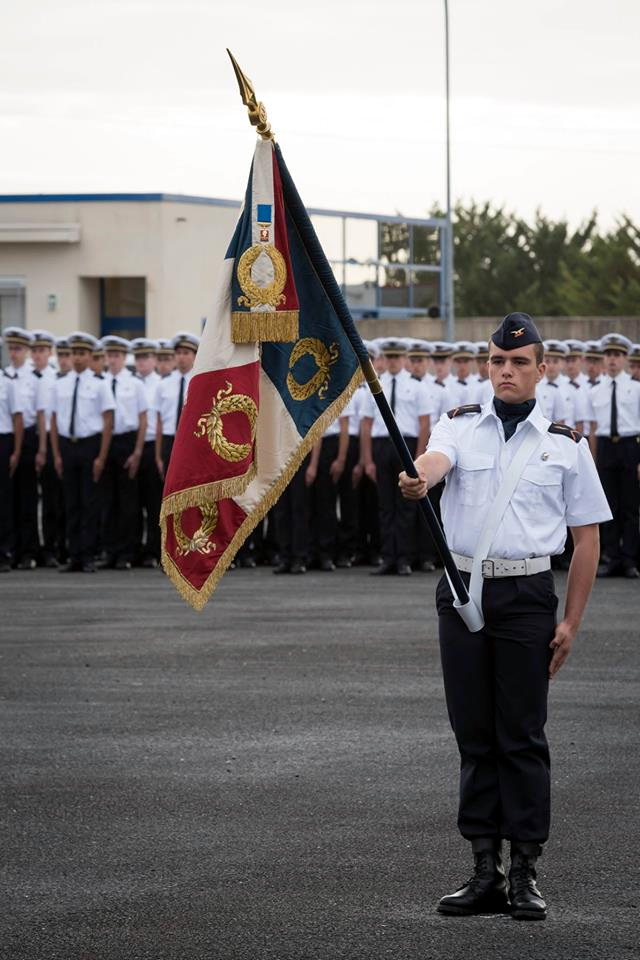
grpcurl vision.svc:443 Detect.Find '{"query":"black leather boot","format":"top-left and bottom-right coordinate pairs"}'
top-left (437, 839), bottom-right (510, 916)
top-left (509, 842), bottom-right (547, 920)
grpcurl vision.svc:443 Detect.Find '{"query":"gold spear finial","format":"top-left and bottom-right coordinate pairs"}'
top-left (226, 49), bottom-right (275, 141)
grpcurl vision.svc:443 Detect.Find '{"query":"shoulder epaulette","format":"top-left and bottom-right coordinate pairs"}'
top-left (447, 404), bottom-right (481, 419)
top-left (33, 369), bottom-right (42, 378)
top-left (549, 422), bottom-right (582, 443)
top-left (94, 373), bottom-right (104, 380)
top-left (569, 380), bottom-right (580, 389)
top-left (411, 374), bottom-right (422, 382)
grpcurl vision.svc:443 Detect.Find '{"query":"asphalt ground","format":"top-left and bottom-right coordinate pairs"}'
top-left (1, 565), bottom-right (639, 960)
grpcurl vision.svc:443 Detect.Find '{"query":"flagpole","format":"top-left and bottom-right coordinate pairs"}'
top-left (226, 50), bottom-right (470, 608)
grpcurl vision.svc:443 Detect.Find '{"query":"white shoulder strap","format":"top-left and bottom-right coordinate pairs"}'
top-left (465, 424), bottom-right (547, 623)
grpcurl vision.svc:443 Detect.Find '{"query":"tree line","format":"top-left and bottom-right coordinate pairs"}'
top-left (380, 204), bottom-right (640, 317)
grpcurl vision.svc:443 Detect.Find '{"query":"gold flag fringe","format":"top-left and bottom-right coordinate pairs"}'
top-left (160, 366), bottom-right (364, 611)
top-left (231, 310), bottom-right (299, 344)
top-left (159, 462), bottom-right (256, 523)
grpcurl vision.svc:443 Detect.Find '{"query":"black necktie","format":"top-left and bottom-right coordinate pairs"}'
top-left (390, 377), bottom-right (396, 414)
top-left (176, 375), bottom-right (185, 428)
top-left (111, 377), bottom-right (117, 396)
top-left (610, 380), bottom-right (618, 438)
top-left (69, 374), bottom-right (79, 437)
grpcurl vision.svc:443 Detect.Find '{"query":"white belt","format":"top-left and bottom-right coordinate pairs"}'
top-left (451, 552), bottom-right (551, 578)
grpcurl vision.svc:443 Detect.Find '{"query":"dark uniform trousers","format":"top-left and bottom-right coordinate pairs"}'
top-left (355, 473), bottom-right (381, 561)
top-left (597, 436), bottom-right (640, 567)
top-left (436, 569), bottom-right (557, 843)
top-left (136, 440), bottom-right (162, 561)
top-left (0, 433), bottom-right (15, 560)
top-left (372, 435), bottom-right (417, 567)
top-left (12, 425), bottom-right (40, 562)
top-left (40, 435), bottom-right (66, 561)
top-left (60, 434), bottom-right (103, 564)
top-left (336, 434), bottom-right (360, 561)
top-left (102, 431), bottom-right (139, 563)
top-left (309, 435), bottom-right (340, 561)
top-left (274, 455), bottom-right (310, 565)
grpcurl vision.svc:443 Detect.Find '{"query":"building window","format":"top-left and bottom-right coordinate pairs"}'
top-left (100, 277), bottom-right (145, 338)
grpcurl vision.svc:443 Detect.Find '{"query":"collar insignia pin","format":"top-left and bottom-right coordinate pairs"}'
top-left (512, 327), bottom-right (525, 338)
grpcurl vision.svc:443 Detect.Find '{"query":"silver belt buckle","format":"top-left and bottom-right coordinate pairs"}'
top-left (481, 558), bottom-right (494, 578)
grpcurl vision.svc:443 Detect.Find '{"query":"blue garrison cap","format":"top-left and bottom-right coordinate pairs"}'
top-left (491, 312), bottom-right (542, 350)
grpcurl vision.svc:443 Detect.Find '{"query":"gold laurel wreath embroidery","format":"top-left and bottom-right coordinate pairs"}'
top-left (194, 382), bottom-right (258, 463)
top-left (174, 503), bottom-right (219, 557)
top-left (236, 243), bottom-right (287, 309)
top-left (287, 338), bottom-right (340, 402)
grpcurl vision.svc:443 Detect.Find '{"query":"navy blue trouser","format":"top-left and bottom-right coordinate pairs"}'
top-left (437, 569), bottom-right (557, 843)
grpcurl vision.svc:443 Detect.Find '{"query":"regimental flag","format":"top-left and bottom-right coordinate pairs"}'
top-left (160, 139), bottom-right (365, 610)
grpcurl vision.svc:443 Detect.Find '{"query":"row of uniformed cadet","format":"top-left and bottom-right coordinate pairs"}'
top-left (1, 327), bottom-right (639, 575)
top-left (0, 327), bottom-right (199, 572)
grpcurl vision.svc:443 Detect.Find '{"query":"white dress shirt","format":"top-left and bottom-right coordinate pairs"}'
top-left (51, 369), bottom-right (116, 439)
top-left (105, 369), bottom-right (147, 435)
top-left (427, 400), bottom-right (611, 559)
top-left (361, 368), bottom-right (435, 438)
top-left (0, 372), bottom-right (23, 433)
top-left (536, 377), bottom-right (568, 422)
top-left (587, 371), bottom-right (640, 437)
top-left (137, 370), bottom-right (161, 441)
top-left (10, 365), bottom-right (42, 429)
top-left (154, 369), bottom-right (194, 435)
top-left (446, 377), bottom-right (476, 407)
top-left (34, 367), bottom-right (58, 431)
top-left (472, 377), bottom-right (494, 405)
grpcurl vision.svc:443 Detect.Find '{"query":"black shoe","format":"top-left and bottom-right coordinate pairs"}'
top-left (290, 560), bottom-right (307, 575)
top-left (509, 843), bottom-right (547, 921)
top-left (96, 556), bottom-right (116, 570)
top-left (335, 555), bottom-right (352, 569)
top-left (396, 563), bottom-right (412, 576)
top-left (418, 560), bottom-right (436, 572)
top-left (597, 562), bottom-right (622, 578)
top-left (82, 561), bottom-right (96, 573)
top-left (623, 566), bottom-right (639, 579)
top-left (238, 555), bottom-right (257, 569)
top-left (115, 558), bottom-right (132, 570)
top-left (438, 839), bottom-right (510, 916)
top-left (368, 554), bottom-right (383, 567)
top-left (273, 562), bottom-right (290, 575)
top-left (370, 563), bottom-right (396, 575)
top-left (16, 557), bottom-right (37, 571)
top-left (41, 554), bottom-right (59, 569)
top-left (318, 555), bottom-right (335, 572)
top-left (0, 557), bottom-right (11, 573)
top-left (141, 556), bottom-right (158, 569)
top-left (59, 561), bottom-right (83, 573)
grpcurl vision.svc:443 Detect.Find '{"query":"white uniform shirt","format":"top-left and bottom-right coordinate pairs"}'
top-left (565, 379), bottom-right (589, 428)
top-left (105, 369), bottom-right (147, 435)
top-left (346, 388), bottom-right (364, 437)
top-left (472, 377), bottom-right (494, 405)
top-left (10, 365), bottom-right (41, 429)
top-left (154, 369), bottom-right (194, 435)
top-left (429, 379), bottom-right (454, 421)
top-left (0, 373), bottom-right (23, 433)
top-left (34, 367), bottom-right (58, 431)
top-left (361, 368), bottom-right (434, 438)
top-left (427, 400), bottom-right (612, 559)
top-left (446, 378), bottom-right (476, 407)
top-left (137, 371), bottom-right (161, 441)
top-left (536, 377), bottom-right (568, 422)
top-left (586, 371), bottom-right (640, 437)
top-left (51, 369), bottom-right (116, 439)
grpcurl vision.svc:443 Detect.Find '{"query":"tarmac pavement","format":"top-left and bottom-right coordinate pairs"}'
top-left (1, 566), bottom-right (639, 960)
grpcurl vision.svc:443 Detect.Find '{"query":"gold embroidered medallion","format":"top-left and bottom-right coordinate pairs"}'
top-left (236, 243), bottom-right (287, 310)
top-left (287, 338), bottom-right (339, 402)
top-left (194, 381), bottom-right (258, 462)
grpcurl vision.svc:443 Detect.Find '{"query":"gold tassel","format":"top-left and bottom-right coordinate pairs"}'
top-left (159, 463), bottom-right (256, 523)
top-left (231, 310), bottom-right (299, 344)
top-left (160, 366), bottom-right (364, 611)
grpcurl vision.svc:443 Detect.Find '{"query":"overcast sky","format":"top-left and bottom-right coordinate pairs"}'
top-left (2, 0), bottom-right (639, 229)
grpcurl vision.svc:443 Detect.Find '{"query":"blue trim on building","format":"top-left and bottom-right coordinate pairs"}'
top-left (0, 193), bottom-right (242, 208)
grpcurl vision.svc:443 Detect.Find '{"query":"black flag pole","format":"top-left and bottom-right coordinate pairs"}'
top-left (227, 50), bottom-right (471, 608)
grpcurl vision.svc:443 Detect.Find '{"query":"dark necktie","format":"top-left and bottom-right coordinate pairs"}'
top-left (176, 375), bottom-right (185, 429)
top-left (111, 377), bottom-right (117, 396)
top-left (390, 376), bottom-right (396, 414)
top-left (610, 380), bottom-right (619, 438)
top-left (69, 374), bottom-right (79, 437)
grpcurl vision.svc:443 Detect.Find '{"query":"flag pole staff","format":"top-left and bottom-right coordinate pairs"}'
top-left (226, 50), bottom-right (471, 608)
